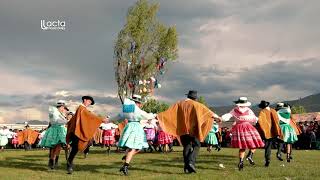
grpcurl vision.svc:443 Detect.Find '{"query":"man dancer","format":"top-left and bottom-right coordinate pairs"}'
top-left (66, 96), bottom-right (106, 174)
top-left (157, 90), bottom-right (220, 173)
top-left (256, 100), bottom-right (282, 167)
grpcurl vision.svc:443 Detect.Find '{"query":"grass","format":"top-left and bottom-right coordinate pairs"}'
top-left (0, 147), bottom-right (319, 180)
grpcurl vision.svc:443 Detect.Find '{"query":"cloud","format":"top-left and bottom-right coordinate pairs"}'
top-left (0, 0), bottom-right (319, 123)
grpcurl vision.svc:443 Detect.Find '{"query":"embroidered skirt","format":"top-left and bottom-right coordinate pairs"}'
top-left (144, 128), bottom-right (156, 141)
top-left (231, 122), bottom-right (264, 149)
top-left (102, 129), bottom-right (115, 145)
top-left (158, 130), bottom-right (173, 145)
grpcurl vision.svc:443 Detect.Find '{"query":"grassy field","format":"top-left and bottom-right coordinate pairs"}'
top-left (0, 147), bottom-right (319, 180)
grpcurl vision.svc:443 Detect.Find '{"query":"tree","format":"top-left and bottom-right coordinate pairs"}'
top-left (142, 99), bottom-right (169, 114)
top-left (114, 0), bottom-right (178, 103)
top-left (291, 105), bottom-right (306, 114)
top-left (198, 96), bottom-right (208, 107)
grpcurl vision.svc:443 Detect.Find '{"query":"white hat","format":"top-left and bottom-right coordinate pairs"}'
top-left (234, 97), bottom-right (251, 107)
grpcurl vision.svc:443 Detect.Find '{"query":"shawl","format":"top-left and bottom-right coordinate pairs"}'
top-left (17, 129), bottom-right (39, 145)
top-left (157, 99), bottom-right (214, 142)
top-left (257, 108), bottom-right (282, 139)
top-left (66, 105), bottom-right (103, 152)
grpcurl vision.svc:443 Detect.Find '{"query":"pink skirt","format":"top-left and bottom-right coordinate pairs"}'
top-left (231, 121), bottom-right (264, 149)
top-left (12, 138), bottom-right (19, 145)
top-left (158, 130), bottom-right (173, 145)
top-left (144, 128), bottom-right (155, 141)
top-left (102, 130), bottom-right (115, 145)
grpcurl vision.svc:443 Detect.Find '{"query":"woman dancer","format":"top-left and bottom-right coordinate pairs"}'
top-left (143, 119), bottom-right (157, 152)
top-left (40, 100), bottom-right (69, 170)
top-left (205, 122), bottom-right (220, 152)
top-left (221, 97), bottom-right (264, 170)
top-left (276, 103), bottom-right (298, 162)
top-left (108, 95), bottom-right (155, 175)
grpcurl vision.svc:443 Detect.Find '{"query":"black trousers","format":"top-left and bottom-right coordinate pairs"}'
top-left (68, 133), bottom-right (79, 164)
top-left (180, 135), bottom-right (201, 166)
top-left (265, 138), bottom-right (283, 161)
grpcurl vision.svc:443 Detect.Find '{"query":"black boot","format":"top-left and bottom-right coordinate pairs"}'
top-left (276, 153), bottom-right (283, 161)
top-left (265, 160), bottom-right (270, 167)
top-left (238, 158), bottom-right (244, 171)
top-left (286, 153), bottom-right (290, 163)
top-left (48, 159), bottom-right (55, 170)
top-left (120, 163), bottom-right (129, 176)
top-left (121, 155), bottom-right (126, 160)
top-left (67, 161), bottom-right (73, 174)
top-left (246, 151), bottom-right (255, 165)
top-left (187, 163), bottom-right (197, 173)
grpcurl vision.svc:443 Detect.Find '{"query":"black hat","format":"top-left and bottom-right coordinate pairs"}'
top-left (130, 94), bottom-right (143, 103)
top-left (258, 100), bottom-right (270, 109)
top-left (82, 96), bottom-right (95, 105)
top-left (185, 90), bottom-right (198, 100)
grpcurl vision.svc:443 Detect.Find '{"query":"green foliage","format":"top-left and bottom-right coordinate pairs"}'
top-left (142, 98), bottom-right (169, 113)
top-left (291, 105), bottom-right (306, 114)
top-left (198, 96), bottom-right (208, 107)
top-left (114, 0), bottom-right (178, 103)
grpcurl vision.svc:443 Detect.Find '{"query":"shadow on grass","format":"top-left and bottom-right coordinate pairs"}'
top-left (0, 149), bottom-right (238, 175)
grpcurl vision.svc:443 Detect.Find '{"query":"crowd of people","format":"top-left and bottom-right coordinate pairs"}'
top-left (0, 91), bottom-right (319, 176)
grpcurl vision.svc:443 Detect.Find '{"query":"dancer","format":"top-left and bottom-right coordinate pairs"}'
top-left (157, 90), bottom-right (218, 173)
top-left (157, 125), bottom-right (173, 153)
top-left (276, 103), bottom-right (299, 162)
top-left (143, 119), bottom-right (157, 152)
top-left (40, 100), bottom-right (69, 170)
top-left (101, 122), bottom-right (118, 155)
top-left (18, 124), bottom-right (39, 151)
top-left (0, 126), bottom-right (11, 151)
top-left (205, 122), bottom-right (220, 152)
top-left (11, 129), bottom-right (19, 149)
top-left (256, 100), bottom-right (282, 167)
top-left (221, 97), bottom-right (264, 170)
top-left (108, 95), bottom-right (155, 176)
top-left (66, 96), bottom-right (106, 174)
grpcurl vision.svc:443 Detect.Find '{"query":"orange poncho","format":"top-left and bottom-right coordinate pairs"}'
top-left (66, 105), bottom-right (103, 152)
top-left (290, 117), bottom-right (302, 135)
top-left (157, 99), bottom-right (214, 142)
top-left (257, 108), bottom-right (282, 139)
top-left (17, 129), bottom-right (39, 145)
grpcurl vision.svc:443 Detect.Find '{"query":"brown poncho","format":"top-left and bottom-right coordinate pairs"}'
top-left (157, 99), bottom-right (214, 142)
top-left (17, 129), bottom-right (39, 145)
top-left (66, 105), bottom-right (103, 152)
top-left (257, 108), bottom-right (282, 139)
top-left (290, 117), bottom-right (302, 135)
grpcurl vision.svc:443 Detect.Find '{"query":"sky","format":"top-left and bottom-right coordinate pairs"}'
top-left (0, 0), bottom-right (319, 123)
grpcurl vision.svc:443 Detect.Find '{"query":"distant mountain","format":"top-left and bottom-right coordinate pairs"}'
top-left (284, 93), bottom-right (320, 112)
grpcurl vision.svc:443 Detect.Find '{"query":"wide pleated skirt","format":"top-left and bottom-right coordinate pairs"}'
top-left (231, 121), bottom-right (265, 149)
top-left (144, 128), bottom-right (156, 141)
top-left (102, 129), bottom-right (115, 145)
top-left (118, 122), bottom-right (148, 150)
top-left (0, 135), bottom-right (8, 146)
top-left (40, 124), bottom-right (66, 148)
top-left (205, 132), bottom-right (218, 145)
top-left (280, 123), bottom-right (298, 144)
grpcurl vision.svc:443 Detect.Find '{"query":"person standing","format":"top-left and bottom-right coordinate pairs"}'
top-left (221, 97), bottom-right (264, 171)
top-left (0, 126), bottom-right (11, 151)
top-left (66, 96), bottom-right (106, 174)
top-left (157, 90), bottom-right (218, 173)
top-left (101, 122), bottom-right (118, 154)
top-left (41, 100), bottom-right (69, 170)
top-left (256, 100), bottom-right (282, 167)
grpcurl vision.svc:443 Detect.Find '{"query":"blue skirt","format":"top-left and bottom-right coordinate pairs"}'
top-left (40, 124), bottom-right (67, 148)
top-left (118, 122), bottom-right (148, 150)
top-left (205, 132), bottom-right (218, 145)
